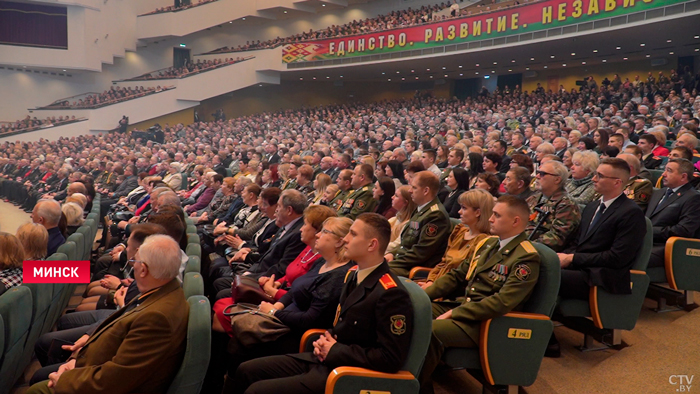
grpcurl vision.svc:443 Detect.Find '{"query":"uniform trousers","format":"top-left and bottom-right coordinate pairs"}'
top-left (233, 354), bottom-right (330, 394)
top-left (559, 268), bottom-right (591, 300)
top-left (419, 302), bottom-right (477, 394)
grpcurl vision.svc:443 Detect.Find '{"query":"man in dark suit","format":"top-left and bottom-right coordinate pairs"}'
top-left (229, 213), bottom-right (413, 394)
top-left (211, 189), bottom-right (308, 299)
top-left (645, 158), bottom-right (700, 268)
top-left (557, 157), bottom-right (646, 300)
top-left (26, 234), bottom-right (188, 394)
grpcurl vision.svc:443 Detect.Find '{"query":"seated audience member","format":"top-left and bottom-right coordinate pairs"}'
top-left (211, 190), bottom-right (308, 299)
top-left (31, 223), bottom-right (168, 379)
top-left (162, 162), bottom-right (183, 191)
top-left (386, 185), bottom-right (417, 253)
top-left (16, 222), bottom-right (48, 260)
top-left (442, 167), bottom-right (470, 218)
top-left (194, 176), bottom-right (238, 224)
top-left (214, 217), bottom-right (353, 393)
top-left (557, 157), bottom-right (646, 299)
top-left (62, 202), bottom-right (85, 236)
top-left (231, 213), bottom-right (413, 394)
top-left (32, 198), bottom-right (65, 255)
top-left (211, 204), bottom-right (338, 333)
top-left (565, 151), bottom-right (600, 209)
top-left (65, 193), bottom-right (88, 210)
top-left (386, 171), bottom-right (451, 276)
top-left (26, 234), bottom-right (189, 394)
top-left (638, 134), bottom-right (663, 170)
top-left (420, 196), bottom-right (540, 393)
top-left (339, 163), bottom-right (378, 219)
top-left (502, 167), bottom-right (533, 200)
top-left (311, 173), bottom-right (332, 205)
top-left (474, 172), bottom-right (501, 198)
top-left (527, 161), bottom-right (581, 252)
top-left (185, 173), bottom-right (221, 214)
top-left (645, 158), bottom-right (700, 268)
top-left (617, 153), bottom-right (654, 211)
top-left (373, 176), bottom-right (397, 219)
top-left (0, 232), bottom-right (26, 296)
top-left (419, 189), bottom-right (495, 289)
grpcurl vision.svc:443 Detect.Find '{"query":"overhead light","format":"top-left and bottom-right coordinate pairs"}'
top-left (426, 68), bottom-right (430, 71)
top-left (242, 17), bottom-right (245, 20)
top-left (381, 72), bottom-right (385, 75)
top-left (284, 10), bottom-right (287, 13)
top-left (670, 51), bottom-right (674, 55)
top-left (562, 63), bottom-right (567, 67)
top-left (259, 84), bottom-right (262, 86)
top-left (695, 35), bottom-right (700, 39)
top-left (493, 62), bottom-right (497, 65)
top-left (388, 78), bottom-right (391, 81)
top-left (340, 75), bottom-right (343, 78)
top-left (491, 70), bottom-right (495, 73)
top-left (623, 57), bottom-right (628, 60)
top-left (696, 49), bottom-right (700, 52)
top-left (550, 55), bottom-right (555, 58)
top-left (411, 69), bottom-right (415, 73)
top-left (530, 57), bottom-right (534, 61)
top-left (458, 65), bottom-right (462, 68)
top-left (593, 49), bottom-right (598, 53)
top-left (326, 76), bottom-right (329, 79)
top-left (544, 66), bottom-right (548, 69)
top-left (475, 64), bottom-right (479, 67)
top-left (667, 39), bottom-right (672, 43)
top-left (429, 75), bottom-right (433, 78)
top-left (602, 59), bottom-right (607, 62)
top-left (646, 54), bottom-right (651, 57)
top-left (322, 3), bottom-right (326, 6)
top-left (442, 66), bottom-right (446, 69)
top-left (312, 76), bottom-right (316, 79)
top-left (179, 43), bottom-right (186, 47)
top-left (402, 77), bottom-right (405, 80)
top-left (63, 69), bottom-right (66, 71)
top-left (571, 52), bottom-right (575, 56)
top-left (415, 76), bottom-right (419, 79)
top-left (511, 59), bottom-right (515, 63)
top-left (640, 43), bottom-right (645, 46)
top-left (508, 69), bottom-right (512, 72)
top-left (444, 74), bottom-right (448, 77)
top-left (459, 73), bottom-right (463, 76)
top-left (616, 46), bottom-right (621, 50)
top-left (484, 75), bottom-right (490, 79)
top-left (526, 67), bottom-right (530, 70)
top-left (229, 21), bottom-right (232, 23)
top-left (475, 72), bottom-right (479, 75)
top-left (582, 61), bottom-right (586, 64)
top-left (299, 77), bottom-right (303, 80)
top-left (396, 71), bottom-right (400, 74)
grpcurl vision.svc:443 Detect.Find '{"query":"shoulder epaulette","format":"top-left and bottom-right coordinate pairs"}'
top-left (361, 186), bottom-right (368, 192)
top-left (634, 179), bottom-right (646, 182)
top-left (344, 265), bottom-right (359, 283)
top-left (520, 240), bottom-right (537, 254)
top-left (430, 204), bottom-right (439, 212)
top-left (379, 273), bottom-right (397, 290)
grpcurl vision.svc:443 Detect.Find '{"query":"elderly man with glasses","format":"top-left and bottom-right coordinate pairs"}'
top-left (526, 160), bottom-right (581, 252)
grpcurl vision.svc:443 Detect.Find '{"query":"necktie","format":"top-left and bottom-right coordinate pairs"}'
top-left (586, 203), bottom-right (606, 235)
top-left (654, 188), bottom-right (674, 214)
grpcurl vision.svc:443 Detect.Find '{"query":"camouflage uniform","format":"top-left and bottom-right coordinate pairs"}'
top-left (526, 189), bottom-right (581, 252)
top-left (338, 184), bottom-right (377, 220)
top-left (623, 175), bottom-right (653, 211)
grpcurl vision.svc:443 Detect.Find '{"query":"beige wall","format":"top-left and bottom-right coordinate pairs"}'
top-left (129, 107), bottom-right (194, 131)
top-left (521, 59), bottom-right (679, 93)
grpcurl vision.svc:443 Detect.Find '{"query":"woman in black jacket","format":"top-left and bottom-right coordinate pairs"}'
top-left (442, 167), bottom-right (470, 218)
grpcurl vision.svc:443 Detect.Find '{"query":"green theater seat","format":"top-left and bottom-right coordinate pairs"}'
top-left (300, 278), bottom-right (432, 394)
top-left (183, 272), bottom-right (204, 298)
top-left (646, 236), bottom-right (700, 309)
top-left (19, 282), bottom-right (54, 375)
top-left (44, 253), bottom-right (69, 332)
top-left (0, 286), bottom-right (33, 392)
top-left (441, 242), bottom-right (559, 392)
top-left (166, 296), bottom-right (211, 394)
top-left (185, 256), bottom-right (201, 274)
top-left (187, 233), bottom-right (200, 245)
top-left (186, 243), bottom-right (201, 260)
top-left (556, 217), bottom-right (652, 348)
top-left (66, 233), bottom-right (85, 261)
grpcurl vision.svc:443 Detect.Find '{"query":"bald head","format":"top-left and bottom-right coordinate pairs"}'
top-left (33, 199), bottom-right (62, 229)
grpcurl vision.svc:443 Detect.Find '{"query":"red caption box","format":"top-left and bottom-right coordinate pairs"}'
top-left (23, 260), bottom-right (91, 283)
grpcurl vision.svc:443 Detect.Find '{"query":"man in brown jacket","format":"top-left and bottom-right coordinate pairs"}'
top-left (27, 234), bottom-right (189, 394)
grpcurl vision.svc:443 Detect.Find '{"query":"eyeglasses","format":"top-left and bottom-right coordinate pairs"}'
top-left (320, 228), bottom-right (339, 237)
top-left (593, 172), bottom-right (620, 180)
top-left (127, 258), bottom-right (149, 270)
top-left (536, 170), bottom-right (558, 178)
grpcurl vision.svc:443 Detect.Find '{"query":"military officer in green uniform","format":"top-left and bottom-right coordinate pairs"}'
top-left (329, 169), bottom-right (352, 211)
top-left (618, 153), bottom-right (653, 211)
top-left (526, 160), bottom-right (581, 252)
top-left (419, 196), bottom-right (540, 394)
top-left (386, 171), bottom-right (451, 277)
top-left (338, 164), bottom-right (377, 219)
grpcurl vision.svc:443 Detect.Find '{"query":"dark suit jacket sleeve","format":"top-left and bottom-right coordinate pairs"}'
top-left (572, 204), bottom-right (646, 269)
top-left (325, 286), bottom-right (413, 373)
top-left (653, 192), bottom-right (700, 242)
top-left (113, 177), bottom-right (139, 198)
top-left (55, 310), bottom-right (180, 394)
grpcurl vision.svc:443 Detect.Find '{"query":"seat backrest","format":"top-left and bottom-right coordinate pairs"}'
top-left (186, 225), bottom-right (197, 234)
top-left (183, 273), bottom-right (204, 298)
top-left (398, 278), bottom-right (432, 377)
top-left (78, 224), bottom-right (93, 259)
top-left (0, 286), bottom-right (33, 391)
top-left (632, 217), bottom-right (653, 272)
top-left (56, 241), bottom-right (77, 261)
top-left (166, 296), bottom-right (211, 394)
top-left (66, 233), bottom-right (85, 261)
top-left (45, 253), bottom-right (69, 328)
top-left (19, 282), bottom-right (53, 375)
top-left (185, 243), bottom-right (201, 259)
top-left (522, 243), bottom-right (561, 318)
top-left (185, 256), bottom-right (201, 274)
top-left (187, 233), bottom-right (200, 245)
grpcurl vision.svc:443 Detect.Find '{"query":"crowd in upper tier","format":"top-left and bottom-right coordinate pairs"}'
top-left (141, 0), bottom-right (218, 15)
top-left (124, 57), bottom-right (249, 81)
top-left (41, 85), bottom-right (173, 109)
top-left (1, 68), bottom-right (700, 393)
top-left (0, 115), bottom-right (81, 135)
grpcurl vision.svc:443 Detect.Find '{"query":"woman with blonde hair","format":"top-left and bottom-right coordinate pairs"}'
top-left (16, 223), bottom-right (48, 261)
top-left (319, 184), bottom-right (339, 206)
top-left (65, 193), bottom-right (88, 210)
top-left (420, 189), bottom-right (495, 288)
top-left (311, 173), bottom-right (332, 205)
top-left (62, 202), bottom-right (85, 236)
top-left (0, 233), bottom-right (26, 296)
top-left (386, 185), bottom-right (418, 254)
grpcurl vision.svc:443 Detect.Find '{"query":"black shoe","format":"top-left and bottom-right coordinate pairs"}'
top-left (544, 333), bottom-right (561, 358)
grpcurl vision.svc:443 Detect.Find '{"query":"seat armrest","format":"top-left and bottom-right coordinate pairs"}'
top-left (589, 270), bottom-right (650, 331)
top-left (299, 328), bottom-right (326, 353)
top-left (408, 267), bottom-right (432, 280)
top-left (325, 367), bottom-right (415, 394)
top-left (480, 312), bottom-right (553, 387)
top-left (664, 236), bottom-right (700, 291)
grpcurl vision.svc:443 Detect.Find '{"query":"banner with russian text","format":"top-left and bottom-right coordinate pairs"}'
top-left (282, 0), bottom-right (684, 63)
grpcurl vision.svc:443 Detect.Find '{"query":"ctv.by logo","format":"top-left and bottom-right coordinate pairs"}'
top-left (669, 375), bottom-right (694, 392)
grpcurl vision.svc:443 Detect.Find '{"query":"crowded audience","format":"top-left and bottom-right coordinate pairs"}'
top-left (125, 57), bottom-right (251, 81)
top-left (1, 66), bottom-right (699, 393)
top-left (141, 0), bottom-right (218, 15)
top-left (41, 85), bottom-right (173, 109)
top-left (0, 115), bottom-right (81, 135)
